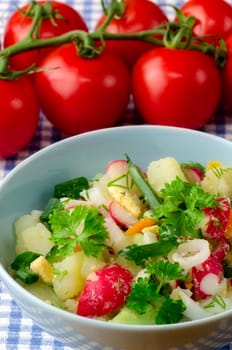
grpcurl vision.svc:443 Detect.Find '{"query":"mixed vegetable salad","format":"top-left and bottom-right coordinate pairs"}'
top-left (10, 155), bottom-right (232, 325)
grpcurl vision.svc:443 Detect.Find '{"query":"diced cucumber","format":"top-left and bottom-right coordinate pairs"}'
top-left (111, 305), bottom-right (156, 325)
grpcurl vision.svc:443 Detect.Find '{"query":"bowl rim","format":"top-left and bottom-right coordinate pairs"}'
top-left (2, 124), bottom-right (232, 187)
top-left (1, 261), bottom-right (232, 332)
top-left (1, 124), bottom-right (232, 185)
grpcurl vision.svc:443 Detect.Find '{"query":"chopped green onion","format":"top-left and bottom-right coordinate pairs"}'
top-left (119, 239), bottom-right (178, 265)
top-left (125, 154), bottom-right (161, 209)
top-left (11, 251), bottom-right (40, 285)
top-left (54, 176), bottom-right (89, 199)
top-left (40, 197), bottom-right (62, 226)
top-left (15, 268), bottom-right (39, 284)
top-left (11, 251), bottom-right (40, 270)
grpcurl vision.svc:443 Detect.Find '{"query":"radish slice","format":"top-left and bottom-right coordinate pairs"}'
top-left (109, 201), bottom-right (138, 228)
top-left (192, 254), bottom-right (224, 299)
top-left (105, 159), bottom-right (129, 187)
top-left (212, 237), bottom-right (229, 261)
top-left (199, 273), bottom-right (225, 296)
top-left (201, 197), bottom-right (231, 240)
top-left (171, 287), bottom-right (211, 320)
top-left (168, 239), bottom-right (210, 272)
top-left (104, 215), bottom-right (130, 252)
top-left (63, 199), bottom-right (92, 210)
top-left (182, 166), bottom-right (204, 183)
top-left (77, 264), bottom-right (133, 317)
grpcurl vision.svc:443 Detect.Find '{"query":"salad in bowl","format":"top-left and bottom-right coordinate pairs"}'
top-left (2, 125), bottom-right (232, 350)
top-left (10, 152), bottom-right (232, 325)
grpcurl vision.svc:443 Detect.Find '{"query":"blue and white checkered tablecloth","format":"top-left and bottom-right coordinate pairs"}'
top-left (1, 0), bottom-right (232, 349)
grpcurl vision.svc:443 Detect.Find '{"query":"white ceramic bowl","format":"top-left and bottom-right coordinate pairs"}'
top-left (1, 125), bottom-right (232, 350)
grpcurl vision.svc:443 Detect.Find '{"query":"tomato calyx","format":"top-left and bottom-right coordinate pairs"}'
top-left (162, 6), bottom-right (227, 68)
top-left (100, 0), bottom-right (126, 20)
top-left (18, 1), bottom-right (66, 30)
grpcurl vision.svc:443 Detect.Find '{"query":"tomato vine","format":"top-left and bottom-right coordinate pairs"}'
top-left (0, 0), bottom-right (227, 80)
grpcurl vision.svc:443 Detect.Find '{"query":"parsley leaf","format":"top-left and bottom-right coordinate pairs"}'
top-left (126, 277), bottom-right (159, 315)
top-left (145, 260), bottom-right (187, 292)
top-left (153, 177), bottom-right (217, 238)
top-left (126, 260), bottom-right (187, 324)
top-left (48, 205), bottom-right (108, 259)
top-left (155, 296), bottom-right (186, 324)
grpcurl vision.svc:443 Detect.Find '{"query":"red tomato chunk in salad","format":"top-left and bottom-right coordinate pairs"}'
top-left (10, 156), bottom-right (232, 325)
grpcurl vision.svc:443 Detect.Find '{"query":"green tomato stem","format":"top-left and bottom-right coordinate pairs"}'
top-left (0, 0), bottom-right (227, 78)
top-left (26, 2), bottom-right (43, 39)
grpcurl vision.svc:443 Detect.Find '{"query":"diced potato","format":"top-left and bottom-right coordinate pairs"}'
top-left (81, 173), bottom-right (112, 208)
top-left (17, 222), bottom-right (54, 256)
top-left (112, 256), bottom-right (141, 277)
top-left (201, 166), bottom-right (232, 199)
top-left (147, 157), bottom-right (187, 196)
top-left (30, 210), bottom-right (43, 221)
top-left (52, 252), bottom-right (85, 300)
top-left (15, 213), bottom-right (39, 236)
top-left (81, 256), bottom-right (105, 279)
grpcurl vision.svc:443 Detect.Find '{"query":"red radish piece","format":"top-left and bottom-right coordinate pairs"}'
top-left (64, 199), bottom-right (92, 211)
top-left (192, 255), bottom-right (224, 299)
top-left (212, 237), bottom-right (229, 262)
top-left (109, 201), bottom-right (138, 228)
top-left (201, 197), bottom-right (231, 240)
top-left (105, 160), bottom-right (129, 187)
top-left (182, 164), bottom-right (204, 183)
top-left (77, 264), bottom-right (133, 317)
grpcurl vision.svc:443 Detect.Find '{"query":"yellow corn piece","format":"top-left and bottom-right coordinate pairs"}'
top-left (124, 217), bottom-right (157, 235)
top-left (207, 161), bottom-right (222, 170)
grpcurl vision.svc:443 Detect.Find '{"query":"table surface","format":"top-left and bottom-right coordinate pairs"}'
top-left (1, 0), bottom-right (232, 349)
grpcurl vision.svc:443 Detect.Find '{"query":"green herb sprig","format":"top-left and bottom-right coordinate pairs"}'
top-left (48, 205), bottom-right (108, 260)
top-left (126, 260), bottom-right (187, 324)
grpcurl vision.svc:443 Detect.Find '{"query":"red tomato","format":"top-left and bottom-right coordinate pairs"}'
top-left (222, 33), bottom-right (232, 111)
top-left (3, 1), bottom-right (88, 70)
top-left (77, 264), bottom-right (133, 317)
top-left (35, 43), bottom-right (131, 135)
top-left (0, 76), bottom-right (39, 158)
top-left (132, 48), bottom-right (221, 129)
top-left (180, 0), bottom-right (232, 39)
top-left (95, 0), bottom-right (168, 68)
